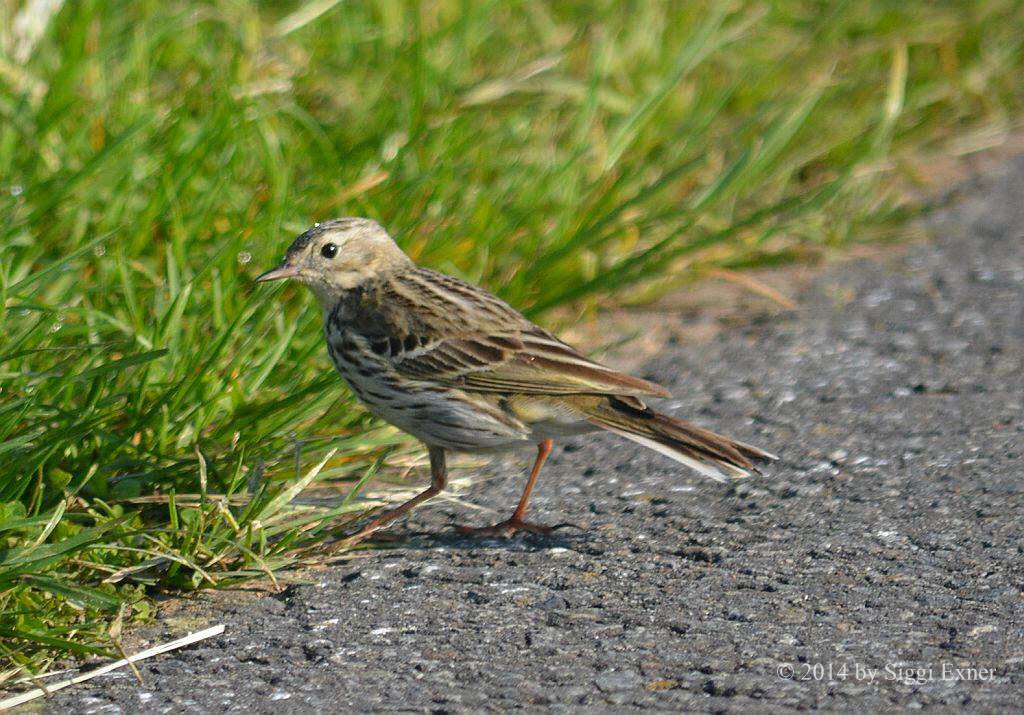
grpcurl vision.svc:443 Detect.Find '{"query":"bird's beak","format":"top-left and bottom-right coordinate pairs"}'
top-left (255, 263), bottom-right (300, 283)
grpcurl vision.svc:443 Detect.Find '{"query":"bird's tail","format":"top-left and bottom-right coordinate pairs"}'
top-left (582, 396), bottom-right (778, 482)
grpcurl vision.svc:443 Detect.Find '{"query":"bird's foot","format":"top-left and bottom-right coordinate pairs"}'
top-left (330, 524), bottom-right (402, 551)
top-left (330, 532), bottom-right (372, 551)
top-left (458, 518), bottom-right (559, 538)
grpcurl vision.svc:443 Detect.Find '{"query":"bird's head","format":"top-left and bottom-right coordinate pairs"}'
top-left (256, 217), bottom-right (411, 304)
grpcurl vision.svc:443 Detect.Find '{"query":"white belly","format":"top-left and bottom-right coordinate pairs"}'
top-left (365, 388), bottom-right (534, 452)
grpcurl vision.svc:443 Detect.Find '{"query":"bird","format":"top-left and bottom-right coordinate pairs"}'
top-left (257, 217), bottom-right (776, 543)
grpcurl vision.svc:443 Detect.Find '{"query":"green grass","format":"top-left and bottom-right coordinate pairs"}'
top-left (1, 0), bottom-right (1022, 681)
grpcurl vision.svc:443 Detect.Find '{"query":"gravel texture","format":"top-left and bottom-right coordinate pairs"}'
top-left (45, 159), bottom-right (1024, 713)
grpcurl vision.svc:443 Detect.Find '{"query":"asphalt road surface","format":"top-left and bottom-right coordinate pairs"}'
top-left (48, 159), bottom-right (1023, 713)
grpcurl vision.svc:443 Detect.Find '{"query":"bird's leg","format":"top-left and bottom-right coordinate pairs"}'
top-left (460, 439), bottom-right (555, 537)
top-left (339, 445), bottom-right (447, 548)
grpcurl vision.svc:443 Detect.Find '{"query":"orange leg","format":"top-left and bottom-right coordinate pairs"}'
top-left (460, 439), bottom-right (555, 537)
top-left (339, 445), bottom-right (447, 548)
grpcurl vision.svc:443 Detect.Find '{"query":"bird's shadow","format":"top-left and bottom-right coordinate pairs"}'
top-left (342, 522), bottom-right (590, 553)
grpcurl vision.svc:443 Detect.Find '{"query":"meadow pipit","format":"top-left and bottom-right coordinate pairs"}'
top-left (258, 218), bottom-right (776, 543)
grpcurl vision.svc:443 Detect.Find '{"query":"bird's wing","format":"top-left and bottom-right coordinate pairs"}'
top-left (393, 328), bottom-right (671, 398)
top-left (383, 269), bottom-right (671, 398)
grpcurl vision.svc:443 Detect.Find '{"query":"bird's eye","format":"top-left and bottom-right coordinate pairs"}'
top-left (320, 243), bottom-right (338, 259)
